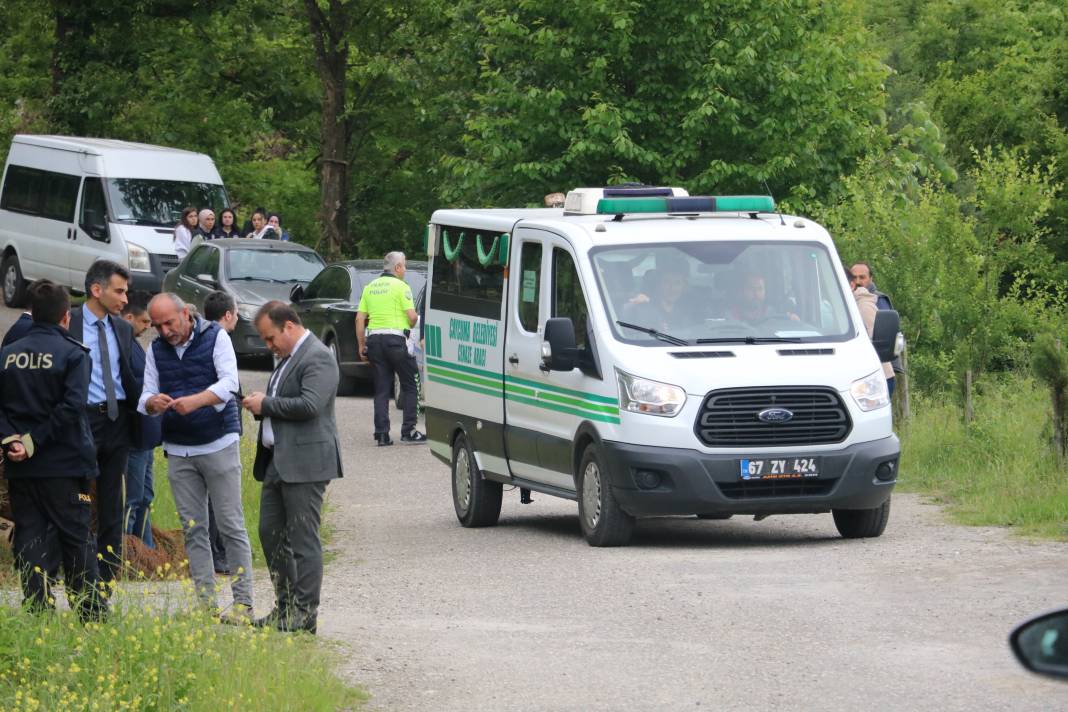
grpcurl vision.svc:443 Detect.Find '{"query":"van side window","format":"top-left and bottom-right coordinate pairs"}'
top-left (517, 241), bottom-right (542, 332)
top-left (552, 248), bottom-right (588, 348)
top-left (1, 165), bottom-right (80, 222)
top-left (79, 178), bottom-right (109, 242)
top-left (430, 224), bottom-right (505, 320)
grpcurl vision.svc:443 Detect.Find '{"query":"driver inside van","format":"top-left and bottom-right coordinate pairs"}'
top-left (621, 260), bottom-right (691, 332)
top-left (728, 273), bottom-right (799, 323)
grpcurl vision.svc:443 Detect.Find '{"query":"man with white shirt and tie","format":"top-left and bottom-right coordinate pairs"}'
top-left (139, 293), bottom-right (254, 622)
top-left (242, 301), bottom-right (342, 634)
top-left (68, 260), bottom-right (141, 588)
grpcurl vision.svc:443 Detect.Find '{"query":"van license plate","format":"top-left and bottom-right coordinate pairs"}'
top-left (739, 458), bottom-right (820, 480)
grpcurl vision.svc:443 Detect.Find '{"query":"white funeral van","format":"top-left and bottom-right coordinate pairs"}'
top-left (423, 186), bottom-right (902, 546)
top-left (0, 135), bottom-right (229, 305)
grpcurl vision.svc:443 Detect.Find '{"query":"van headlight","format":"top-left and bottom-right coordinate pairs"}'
top-left (236, 303), bottom-right (259, 321)
top-left (127, 242), bottom-right (151, 272)
top-left (850, 371), bottom-right (890, 411)
top-left (616, 369), bottom-right (686, 417)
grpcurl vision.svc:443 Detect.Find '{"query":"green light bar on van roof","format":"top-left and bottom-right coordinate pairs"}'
top-left (596, 195), bottom-right (775, 215)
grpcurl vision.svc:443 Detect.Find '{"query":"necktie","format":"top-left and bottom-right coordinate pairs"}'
top-left (96, 320), bottom-right (119, 421)
top-left (268, 356), bottom-right (290, 396)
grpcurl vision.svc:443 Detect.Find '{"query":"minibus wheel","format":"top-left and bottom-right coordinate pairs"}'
top-left (452, 433), bottom-right (502, 527)
top-left (832, 496), bottom-right (891, 538)
top-left (2, 254), bottom-right (27, 308)
top-left (577, 444), bottom-right (634, 547)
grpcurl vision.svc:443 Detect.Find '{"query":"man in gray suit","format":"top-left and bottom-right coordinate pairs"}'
top-left (242, 301), bottom-right (342, 634)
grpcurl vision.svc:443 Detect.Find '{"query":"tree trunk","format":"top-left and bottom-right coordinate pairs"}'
top-left (892, 346), bottom-right (910, 424)
top-left (50, 1), bottom-right (78, 132)
top-left (1054, 385), bottom-right (1067, 461)
top-left (963, 368), bottom-right (974, 424)
top-left (304, 0), bottom-right (350, 261)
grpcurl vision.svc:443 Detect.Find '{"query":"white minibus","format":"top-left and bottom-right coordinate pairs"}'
top-left (1, 135), bottom-right (228, 304)
top-left (423, 186), bottom-right (901, 546)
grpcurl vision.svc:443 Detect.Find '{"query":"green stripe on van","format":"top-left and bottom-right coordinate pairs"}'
top-left (504, 392), bottom-right (621, 424)
top-left (504, 382), bottom-right (620, 415)
top-left (426, 357), bottom-right (499, 381)
top-left (427, 365), bottom-right (500, 391)
top-left (427, 373), bottom-right (502, 400)
top-left (504, 374), bottom-right (618, 405)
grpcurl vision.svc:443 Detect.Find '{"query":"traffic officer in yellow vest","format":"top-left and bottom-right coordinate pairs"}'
top-left (356, 251), bottom-right (426, 446)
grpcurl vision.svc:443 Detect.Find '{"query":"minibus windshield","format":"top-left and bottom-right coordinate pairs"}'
top-left (106, 179), bottom-right (229, 227)
top-left (590, 241), bottom-right (855, 346)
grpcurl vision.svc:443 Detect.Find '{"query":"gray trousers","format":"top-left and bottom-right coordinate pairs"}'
top-left (168, 441), bottom-right (253, 608)
top-left (260, 461), bottom-right (328, 623)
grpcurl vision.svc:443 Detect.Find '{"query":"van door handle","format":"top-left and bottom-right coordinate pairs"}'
top-left (67, 228), bottom-right (72, 240)
top-left (508, 354), bottom-right (519, 366)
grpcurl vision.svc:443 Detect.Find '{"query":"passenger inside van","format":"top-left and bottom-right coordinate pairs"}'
top-left (621, 260), bottom-right (693, 332)
top-left (726, 273), bottom-right (799, 323)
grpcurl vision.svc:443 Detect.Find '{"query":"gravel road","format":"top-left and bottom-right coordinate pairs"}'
top-left (2, 303), bottom-right (1067, 710)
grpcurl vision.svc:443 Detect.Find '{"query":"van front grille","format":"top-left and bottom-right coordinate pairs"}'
top-left (695, 387), bottom-right (851, 447)
top-left (158, 254), bottom-right (180, 274)
top-left (718, 477), bottom-right (838, 499)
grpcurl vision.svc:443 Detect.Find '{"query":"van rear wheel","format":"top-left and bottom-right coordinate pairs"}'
top-left (2, 254), bottom-right (27, 308)
top-left (832, 497), bottom-right (891, 538)
top-left (452, 432), bottom-right (502, 527)
top-left (578, 444), bottom-right (635, 547)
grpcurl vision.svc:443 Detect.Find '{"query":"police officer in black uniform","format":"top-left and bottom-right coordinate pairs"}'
top-left (0, 280), bottom-right (107, 621)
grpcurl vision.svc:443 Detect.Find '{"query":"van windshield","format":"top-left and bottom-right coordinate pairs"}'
top-left (590, 241), bottom-right (854, 345)
top-left (105, 179), bottom-right (228, 227)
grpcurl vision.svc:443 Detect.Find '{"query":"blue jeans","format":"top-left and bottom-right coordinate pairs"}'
top-left (125, 448), bottom-right (155, 549)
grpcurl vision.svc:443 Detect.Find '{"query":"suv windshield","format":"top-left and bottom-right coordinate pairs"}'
top-left (591, 241), bottom-right (854, 345)
top-left (226, 249), bottom-right (324, 283)
top-left (106, 178), bottom-right (228, 227)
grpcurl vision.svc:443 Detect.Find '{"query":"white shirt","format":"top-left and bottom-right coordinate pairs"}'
top-left (262, 330), bottom-right (311, 448)
top-left (137, 322), bottom-right (240, 456)
top-left (174, 224), bottom-right (193, 260)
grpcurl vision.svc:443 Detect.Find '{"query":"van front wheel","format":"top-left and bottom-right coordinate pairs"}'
top-left (578, 444), bottom-right (635, 547)
top-left (832, 497), bottom-right (891, 538)
top-left (452, 433), bottom-right (502, 527)
top-left (2, 254), bottom-right (27, 308)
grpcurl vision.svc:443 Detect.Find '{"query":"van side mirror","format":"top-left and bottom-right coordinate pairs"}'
top-left (290, 284), bottom-right (304, 303)
top-left (871, 310), bottom-right (900, 362)
top-left (1010, 608), bottom-right (1068, 679)
top-left (541, 317), bottom-right (579, 371)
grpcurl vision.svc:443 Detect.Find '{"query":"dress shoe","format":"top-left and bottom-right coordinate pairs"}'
top-left (375, 433), bottom-right (393, 446)
top-left (219, 603), bottom-right (253, 626)
top-left (252, 608), bottom-right (286, 629)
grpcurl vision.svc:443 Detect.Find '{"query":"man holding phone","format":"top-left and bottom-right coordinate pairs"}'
top-left (137, 293), bottom-right (254, 622)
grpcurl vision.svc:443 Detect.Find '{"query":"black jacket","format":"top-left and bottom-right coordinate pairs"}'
top-left (1, 312), bottom-right (33, 348)
top-left (0, 323), bottom-right (98, 479)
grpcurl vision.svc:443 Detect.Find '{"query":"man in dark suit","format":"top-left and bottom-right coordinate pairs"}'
top-left (242, 301), bottom-right (342, 634)
top-left (68, 260), bottom-right (141, 587)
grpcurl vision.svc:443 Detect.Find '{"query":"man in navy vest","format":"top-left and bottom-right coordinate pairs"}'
top-left (138, 293), bottom-right (254, 622)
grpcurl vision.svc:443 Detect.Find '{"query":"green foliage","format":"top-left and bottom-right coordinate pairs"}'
top-left (0, 602), bottom-right (364, 710)
top-left (1032, 333), bottom-right (1068, 392)
top-left (440, 0), bottom-right (888, 206)
top-left (899, 374), bottom-right (1068, 540)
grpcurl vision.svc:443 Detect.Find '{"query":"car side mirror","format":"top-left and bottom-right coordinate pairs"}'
top-left (1011, 608), bottom-right (1068, 679)
top-left (290, 284), bottom-right (304, 303)
top-left (871, 310), bottom-right (900, 362)
top-left (541, 317), bottom-right (580, 372)
top-left (196, 273), bottom-right (218, 288)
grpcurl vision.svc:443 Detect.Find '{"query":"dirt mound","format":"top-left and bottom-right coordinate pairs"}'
top-left (122, 528), bottom-right (188, 580)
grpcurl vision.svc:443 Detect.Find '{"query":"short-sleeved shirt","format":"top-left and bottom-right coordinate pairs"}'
top-left (358, 273), bottom-right (414, 331)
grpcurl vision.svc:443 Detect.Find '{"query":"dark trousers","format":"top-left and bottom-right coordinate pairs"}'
top-left (259, 463), bottom-right (328, 626)
top-left (87, 408), bottom-right (130, 584)
top-left (9, 477), bottom-right (106, 620)
top-left (367, 334), bottom-right (417, 435)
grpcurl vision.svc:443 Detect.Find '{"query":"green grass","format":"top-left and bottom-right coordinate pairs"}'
top-left (0, 598), bottom-right (365, 711)
top-left (898, 374), bottom-right (1068, 540)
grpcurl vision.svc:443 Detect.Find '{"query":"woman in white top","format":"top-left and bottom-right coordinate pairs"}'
top-left (247, 209), bottom-right (279, 240)
top-left (174, 207), bottom-right (198, 260)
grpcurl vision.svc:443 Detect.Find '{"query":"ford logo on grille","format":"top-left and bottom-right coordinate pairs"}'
top-left (757, 407), bottom-right (794, 424)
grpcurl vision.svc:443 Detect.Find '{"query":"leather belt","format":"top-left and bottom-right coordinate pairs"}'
top-left (87, 400), bottom-right (125, 414)
top-left (367, 329), bottom-right (406, 337)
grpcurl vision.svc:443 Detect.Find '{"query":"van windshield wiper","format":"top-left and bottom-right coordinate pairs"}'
top-left (696, 336), bottom-right (803, 344)
top-left (615, 321), bottom-right (689, 346)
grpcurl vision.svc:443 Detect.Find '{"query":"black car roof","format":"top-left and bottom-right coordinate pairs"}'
top-left (335, 259), bottom-right (428, 273)
top-left (206, 238), bottom-right (321, 255)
